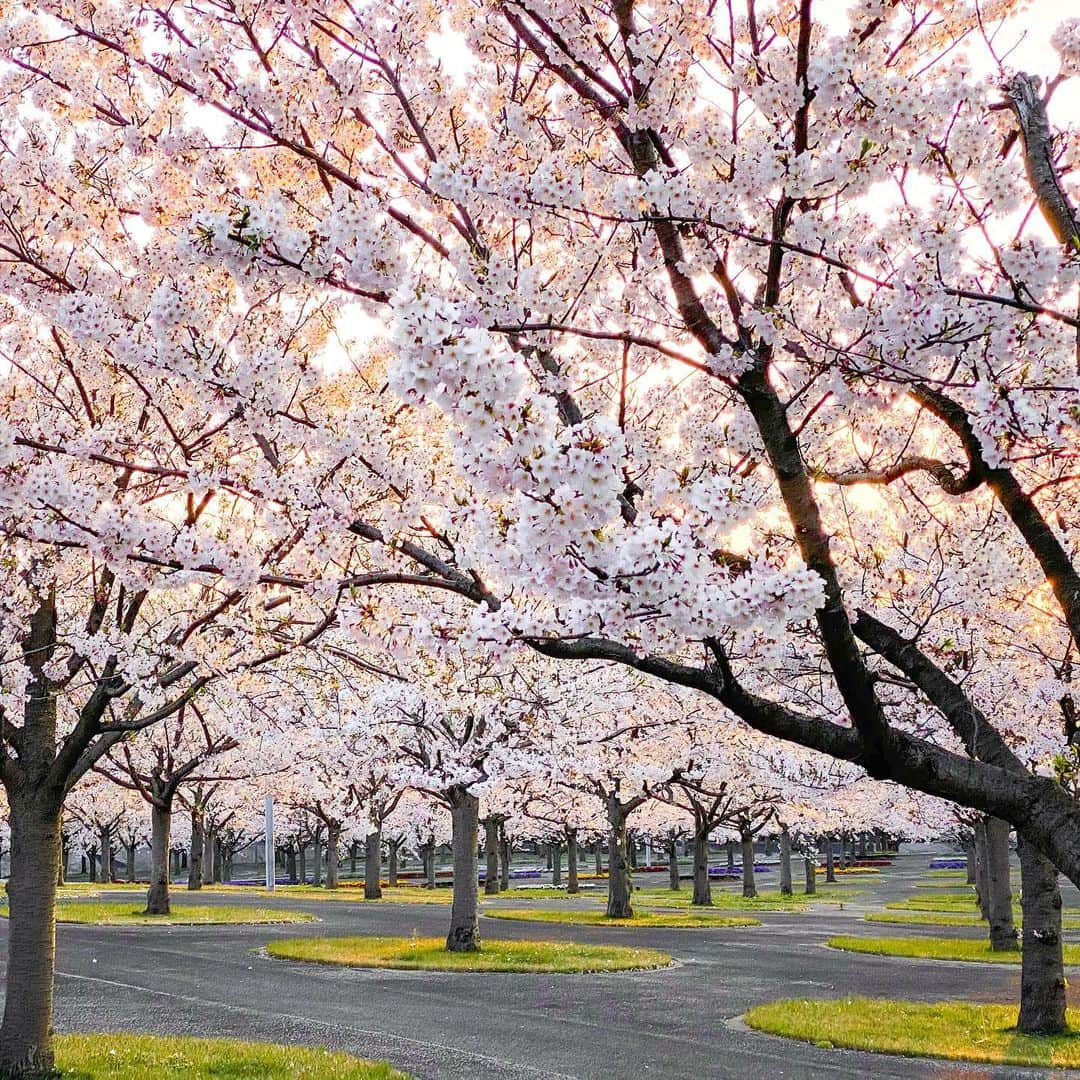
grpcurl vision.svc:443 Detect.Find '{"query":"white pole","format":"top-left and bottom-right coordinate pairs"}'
top-left (264, 795), bottom-right (275, 892)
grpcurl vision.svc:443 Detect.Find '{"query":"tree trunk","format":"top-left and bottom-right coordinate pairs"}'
top-left (838, 832), bottom-right (848, 870)
top-left (325, 824), bottom-right (340, 889)
top-left (312, 829), bottom-right (323, 887)
top-left (1017, 835), bottom-right (1067, 1034)
top-left (804, 856), bottom-right (816, 895)
top-left (204, 827), bottom-right (216, 885)
top-left (98, 826), bottom-right (112, 883)
top-left (446, 788), bottom-right (480, 951)
top-left (668, 837), bottom-right (680, 891)
top-left (551, 842), bottom-right (562, 887)
top-left (349, 840), bottom-right (358, 876)
top-left (298, 842), bottom-right (307, 885)
top-left (483, 818), bottom-right (500, 896)
top-left (286, 845), bottom-right (297, 884)
top-left (188, 807), bottom-right (204, 891)
top-left (0, 792), bottom-right (62, 1078)
top-left (858, 833), bottom-right (867, 858)
top-left (740, 830), bottom-right (757, 899)
top-left (779, 826), bottom-right (793, 896)
top-left (145, 801), bottom-right (172, 915)
top-left (985, 816), bottom-right (1018, 951)
top-left (975, 819), bottom-right (990, 920)
top-left (57, 834), bottom-right (67, 889)
top-left (126, 840), bottom-right (136, 884)
top-left (692, 828), bottom-right (712, 906)
top-left (726, 839), bottom-right (735, 869)
top-left (964, 839), bottom-right (977, 885)
top-left (388, 839), bottom-right (399, 886)
top-left (567, 831), bottom-right (579, 894)
top-left (364, 827), bottom-right (381, 899)
top-left (825, 836), bottom-right (836, 882)
top-left (605, 798), bottom-right (633, 918)
top-left (594, 839), bottom-right (603, 876)
top-left (498, 826), bottom-right (510, 890)
top-left (88, 848), bottom-right (98, 884)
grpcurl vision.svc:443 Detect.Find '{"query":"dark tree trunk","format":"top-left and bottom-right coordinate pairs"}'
top-left (692, 828), bottom-right (712, 906)
top-left (145, 801), bottom-right (172, 916)
top-left (298, 841), bottom-right (307, 885)
top-left (605, 798), bottom-right (633, 918)
top-left (567, 831), bottom-right (579, 894)
top-left (312, 829), bottom-right (323, 887)
top-left (975, 819), bottom-right (991, 920)
top-left (779, 827), bottom-right (793, 896)
top-left (349, 840), bottom-right (358, 876)
top-left (388, 839), bottom-right (400, 886)
top-left (188, 807), bottom-right (204, 891)
top-left (668, 837), bottom-right (680, 892)
top-left (964, 840), bottom-right (977, 885)
top-left (364, 827), bottom-right (381, 899)
top-left (825, 836), bottom-right (836, 883)
top-left (483, 818), bottom-right (500, 896)
top-left (628, 838), bottom-right (638, 869)
top-left (88, 848), bottom-right (98, 884)
top-left (740, 831), bottom-right (757, 899)
top-left (551, 842), bottom-right (562, 887)
top-left (98, 826), bottom-right (112, 883)
top-left (858, 833), bottom-right (867, 858)
top-left (424, 839), bottom-right (437, 889)
top-left (985, 817), bottom-right (1018, 951)
top-left (286, 845), bottom-right (297, 884)
top-left (498, 826), bottom-right (510, 891)
top-left (838, 832), bottom-right (848, 870)
top-left (325, 824), bottom-right (341, 889)
top-left (446, 788), bottom-right (480, 951)
top-left (126, 840), bottom-right (136, 884)
top-left (57, 833), bottom-right (67, 889)
top-left (726, 839), bottom-right (735, 869)
top-left (594, 839), bottom-right (603, 876)
top-left (0, 792), bottom-right (62, 1078)
top-left (804, 856), bottom-right (816, 895)
top-left (1017, 836), bottom-right (1067, 1034)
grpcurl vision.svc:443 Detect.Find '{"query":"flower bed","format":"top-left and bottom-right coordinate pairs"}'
top-left (928, 858), bottom-right (968, 870)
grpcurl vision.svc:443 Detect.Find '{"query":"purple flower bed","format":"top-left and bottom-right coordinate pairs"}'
top-left (708, 865), bottom-right (771, 877)
top-left (928, 858), bottom-right (968, 870)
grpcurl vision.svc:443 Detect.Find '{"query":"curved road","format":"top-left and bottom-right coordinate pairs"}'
top-left (3, 853), bottom-right (1077, 1079)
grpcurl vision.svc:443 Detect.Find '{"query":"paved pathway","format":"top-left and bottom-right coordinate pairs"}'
top-left (4, 853), bottom-right (1078, 1079)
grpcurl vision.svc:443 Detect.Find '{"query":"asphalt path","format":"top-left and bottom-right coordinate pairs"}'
top-left (3, 853), bottom-right (1078, 1079)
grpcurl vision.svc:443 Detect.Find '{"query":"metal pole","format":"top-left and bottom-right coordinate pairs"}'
top-left (264, 795), bottom-right (275, 892)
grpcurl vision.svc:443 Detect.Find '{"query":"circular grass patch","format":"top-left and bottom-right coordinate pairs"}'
top-left (266, 934), bottom-right (670, 973)
top-left (744, 998), bottom-right (1080, 1067)
top-left (483, 908), bottom-right (759, 929)
top-left (867, 912), bottom-right (1080, 930)
top-left (204, 884), bottom-right (453, 904)
top-left (49, 1033), bottom-right (404, 1078)
top-left (827, 934), bottom-right (1080, 965)
top-left (634, 887), bottom-right (855, 912)
top-left (44, 901), bottom-right (316, 925)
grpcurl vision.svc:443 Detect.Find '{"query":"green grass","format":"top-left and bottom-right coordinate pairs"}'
top-left (867, 912), bottom-right (1080, 929)
top-left (633, 887), bottom-right (855, 912)
top-left (50, 1033), bottom-right (405, 1078)
top-left (43, 901), bottom-right (316, 925)
top-left (744, 998), bottom-right (1080, 1066)
top-left (483, 907), bottom-right (760, 928)
top-left (203, 884), bottom-right (453, 904)
top-left (267, 935), bottom-right (670, 973)
top-left (827, 935), bottom-right (1080, 965)
top-left (488, 886), bottom-right (603, 899)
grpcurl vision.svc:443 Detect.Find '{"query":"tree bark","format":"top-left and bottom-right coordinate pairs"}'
top-left (298, 841), bottom-right (307, 885)
top-left (446, 787), bottom-right (480, 951)
top-left (98, 826), bottom-right (112, 883)
top-left (740, 830), bottom-right (757, 899)
top-left (779, 826), bottom-right (793, 896)
top-left (594, 838), bottom-right (603, 876)
top-left (825, 836), bottom-right (836, 882)
top-left (551, 842), bottom-right (562, 886)
top-left (985, 816), bottom-right (1018, 951)
top-left (605, 797), bottom-right (633, 918)
top-left (424, 838), bottom-right (437, 889)
top-left (349, 840), bottom-right (358, 876)
top-left (567, 830), bottom-right (579, 894)
top-left (364, 827), bottom-right (381, 899)
top-left (975, 819), bottom-right (991, 920)
top-left (692, 827), bottom-right (712, 906)
top-left (964, 839), bottom-right (977, 885)
top-left (188, 807), bottom-right (204, 891)
top-left (88, 848), bottom-right (98, 885)
top-left (145, 801), bottom-right (172, 915)
top-left (0, 792), bottom-right (62, 1078)
top-left (125, 839), bottom-right (136, 884)
top-left (286, 844), bottom-right (297, 884)
top-left (1017, 836), bottom-right (1067, 1034)
top-left (312, 828), bottom-right (322, 887)
top-left (726, 839), bottom-right (735, 869)
top-left (667, 837), bottom-right (680, 891)
top-left (388, 838), bottom-right (400, 886)
top-left (325, 824), bottom-right (341, 889)
top-left (484, 817), bottom-right (500, 896)
top-left (498, 825), bottom-right (510, 890)
top-left (804, 856), bottom-right (816, 895)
